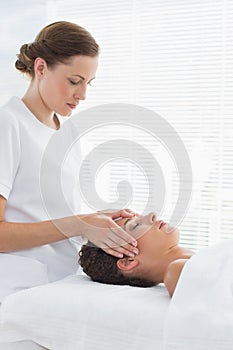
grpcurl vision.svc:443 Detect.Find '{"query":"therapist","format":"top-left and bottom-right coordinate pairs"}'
top-left (0, 21), bottom-right (138, 287)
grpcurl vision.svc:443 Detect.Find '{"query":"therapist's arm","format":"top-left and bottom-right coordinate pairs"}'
top-left (0, 195), bottom-right (138, 258)
top-left (0, 195), bottom-right (73, 251)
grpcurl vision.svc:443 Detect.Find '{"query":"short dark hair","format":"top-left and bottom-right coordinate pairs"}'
top-left (15, 21), bottom-right (99, 77)
top-left (78, 243), bottom-right (156, 288)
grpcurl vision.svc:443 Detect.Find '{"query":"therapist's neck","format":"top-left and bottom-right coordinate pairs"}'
top-left (22, 84), bottom-right (58, 129)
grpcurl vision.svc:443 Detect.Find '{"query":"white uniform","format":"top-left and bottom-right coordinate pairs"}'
top-left (0, 96), bottom-right (82, 301)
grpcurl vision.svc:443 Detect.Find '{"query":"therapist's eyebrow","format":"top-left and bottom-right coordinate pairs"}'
top-left (71, 74), bottom-right (85, 80)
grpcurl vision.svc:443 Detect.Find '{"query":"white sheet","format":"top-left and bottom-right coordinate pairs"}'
top-left (164, 239), bottom-right (233, 350)
top-left (0, 275), bottom-right (170, 350)
top-left (0, 254), bottom-right (48, 302)
top-left (0, 340), bottom-right (46, 350)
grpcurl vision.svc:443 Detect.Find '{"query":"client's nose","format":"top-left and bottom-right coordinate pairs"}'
top-left (147, 212), bottom-right (157, 224)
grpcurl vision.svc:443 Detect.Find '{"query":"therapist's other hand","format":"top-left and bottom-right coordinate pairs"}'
top-left (78, 210), bottom-right (139, 258)
top-left (97, 208), bottom-right (139, 220)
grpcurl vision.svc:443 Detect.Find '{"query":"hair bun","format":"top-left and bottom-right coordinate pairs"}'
top-left (15, 43), bottom-right (33, 74)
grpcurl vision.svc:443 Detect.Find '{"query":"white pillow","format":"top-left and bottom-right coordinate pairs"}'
top-left (0, 274), bottom-right (170, 350)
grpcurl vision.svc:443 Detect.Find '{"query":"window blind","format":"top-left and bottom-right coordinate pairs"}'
top-left (47, 0), bottom-right (233, 251)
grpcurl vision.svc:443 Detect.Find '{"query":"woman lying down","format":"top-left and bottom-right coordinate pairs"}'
top-left (79, 212), bottom-right (194, 297)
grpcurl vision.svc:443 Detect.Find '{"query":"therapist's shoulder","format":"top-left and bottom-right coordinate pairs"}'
top-left (164, 259), bottom-right (188, 297)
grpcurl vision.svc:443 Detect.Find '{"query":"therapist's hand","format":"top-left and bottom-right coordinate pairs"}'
top-left (78, 209), bottom-right (139, 258)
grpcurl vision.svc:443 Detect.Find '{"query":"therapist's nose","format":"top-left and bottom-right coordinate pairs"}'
top-left (74, 86), bottom-right (87, 101)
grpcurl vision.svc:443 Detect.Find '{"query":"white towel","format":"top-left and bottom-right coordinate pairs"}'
top-left (163, 239), bottom-right (233, 350)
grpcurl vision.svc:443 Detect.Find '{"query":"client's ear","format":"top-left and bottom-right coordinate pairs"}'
top-left (117, 258), bottom-right (139, 271)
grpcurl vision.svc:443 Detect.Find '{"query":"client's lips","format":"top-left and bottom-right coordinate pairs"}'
top-left (158, 220), bottom-right (166, 229)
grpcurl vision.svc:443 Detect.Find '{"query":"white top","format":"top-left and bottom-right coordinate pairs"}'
top-left (0, 97), bottom-right (83, 299)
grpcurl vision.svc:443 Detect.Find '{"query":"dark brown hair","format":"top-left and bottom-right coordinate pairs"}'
top-left (15, 21), bottom-right (99, 77)
top-left (79, 243), bottom-right (156, 288)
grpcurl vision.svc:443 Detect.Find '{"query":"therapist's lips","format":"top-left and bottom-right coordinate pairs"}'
top-left (67, 103), bottom-right (78, 109)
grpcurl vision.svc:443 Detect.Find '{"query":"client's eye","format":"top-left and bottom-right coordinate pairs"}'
top-left (132, 223), bottom-right (141, 230)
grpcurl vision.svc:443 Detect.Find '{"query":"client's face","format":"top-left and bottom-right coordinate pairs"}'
top-left (115, 212), bottom-right (180, 280)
